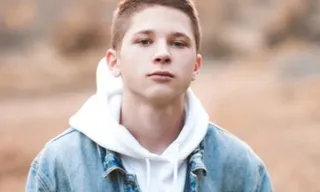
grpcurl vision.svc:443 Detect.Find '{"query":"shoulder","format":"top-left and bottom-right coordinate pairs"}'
top-left (203, 122), bottom-right (266, 173)
top-left (204, 122), bottom-right (260, 157)
top-left (45, 128), bottom-right (93, 152)
top-left (26, 129), bottom-right (103, 191)
top-left (34, 128), bottom-right (98, 163)
top-left (31, 128), bottom-right (100, 177)
top-left (202, 123), bottom-right (273, 191)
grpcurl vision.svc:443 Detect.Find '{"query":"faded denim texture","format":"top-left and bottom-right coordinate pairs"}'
top-left (26, 123), bottom-right (273, 192)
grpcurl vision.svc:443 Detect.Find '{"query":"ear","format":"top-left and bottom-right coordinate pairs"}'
top-left (192, 54), bottom-right (202, 81)
top-left (106, 49), bottom-right (121, 77)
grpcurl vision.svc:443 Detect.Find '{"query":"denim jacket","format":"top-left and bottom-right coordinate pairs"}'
top-left (26, 123), bottom-right (273, 192)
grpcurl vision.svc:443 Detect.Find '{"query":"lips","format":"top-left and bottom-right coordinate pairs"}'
top-left (147, 71), bottom-right (175, 78)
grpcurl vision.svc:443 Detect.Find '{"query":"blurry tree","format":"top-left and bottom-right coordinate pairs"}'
top-left (0, 0), bottom-right (319, 59)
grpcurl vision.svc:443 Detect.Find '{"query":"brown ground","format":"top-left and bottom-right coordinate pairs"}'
top-left (0, 46), bottom-right (320, 191)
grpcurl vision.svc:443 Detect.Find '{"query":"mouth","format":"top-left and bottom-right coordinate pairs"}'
top-left (147, 71), bottom-right (175, 78)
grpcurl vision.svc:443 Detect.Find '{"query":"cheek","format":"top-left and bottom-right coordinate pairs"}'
top-left (119, 53), bottom-right (145, 81)
top-left (120, 46), bottom-right (153, 71)
top-left (173, 52), bottom-right (196, 70)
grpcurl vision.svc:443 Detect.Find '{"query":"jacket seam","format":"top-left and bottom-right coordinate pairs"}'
top-left (31, 163), bottom-right (52, 192)
top-left (48, 128), bottom-right (76, 144)
top-left (256, 164), bottom-right (266, 192)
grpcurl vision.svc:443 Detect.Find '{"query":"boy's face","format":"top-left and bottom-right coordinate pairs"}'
top-left (107, 5), bottom-right (201, 103)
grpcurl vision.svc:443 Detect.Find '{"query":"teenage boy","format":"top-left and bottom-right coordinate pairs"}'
top-left (26, 0), bottom-right (273, 191)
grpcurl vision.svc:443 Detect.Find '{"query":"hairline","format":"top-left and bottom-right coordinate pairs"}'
top-left (112, 3), bottom-right (200, 52)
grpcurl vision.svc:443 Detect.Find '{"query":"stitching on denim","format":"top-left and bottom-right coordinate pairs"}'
top-left (31, 164), bottom-right (52, 192)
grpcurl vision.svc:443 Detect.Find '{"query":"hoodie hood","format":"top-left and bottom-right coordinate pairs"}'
top-left (69, 57), bottom-right (209, 191)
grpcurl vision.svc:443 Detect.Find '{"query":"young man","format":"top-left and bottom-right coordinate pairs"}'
top-left (26, 0), bottom-right (273, 191)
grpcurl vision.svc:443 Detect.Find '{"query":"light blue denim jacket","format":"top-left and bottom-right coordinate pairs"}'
top-left (26, 123), bottom-right (273, 192)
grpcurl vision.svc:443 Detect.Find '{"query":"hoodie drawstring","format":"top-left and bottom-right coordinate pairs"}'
top-left (145, 158), bottom-right (151, 191)
top-left (173, 159), bottom-right (179, 191)
top-left (173, 143), bottom-right (180, 189)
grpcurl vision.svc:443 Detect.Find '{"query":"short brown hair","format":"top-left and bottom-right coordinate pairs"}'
top-left (111, 0), bottom-right (201, 51)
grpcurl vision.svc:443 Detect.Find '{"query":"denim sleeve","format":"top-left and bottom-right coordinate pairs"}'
top-left (26, 164), bottom-right (51, 192)
top-left (25, 153), bottom-right (52, 192)
top-left (258, 165), bottom-right (273, 192)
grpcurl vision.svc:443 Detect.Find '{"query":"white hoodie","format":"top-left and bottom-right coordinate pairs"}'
top-left (69, 58), bottom-right (209, 192)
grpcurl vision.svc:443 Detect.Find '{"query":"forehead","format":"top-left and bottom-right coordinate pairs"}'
top-left (125, 5), bottom-right (194, 38)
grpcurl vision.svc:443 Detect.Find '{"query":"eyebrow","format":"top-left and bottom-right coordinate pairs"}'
top-left (134, 30), bottom-right (190, 37)
top-left (134, 30), bottom-right (154, 36)
top-left (170, 32), bottom-right (191, 40)
top-left (133, 30), bottom-right (192, 43)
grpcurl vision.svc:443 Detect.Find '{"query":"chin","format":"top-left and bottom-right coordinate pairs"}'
top-left (143, 87), bottom-right (182, 103)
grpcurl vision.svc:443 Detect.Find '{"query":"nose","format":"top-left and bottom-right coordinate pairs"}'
top-left (153, 42), bottom-right (172, 64)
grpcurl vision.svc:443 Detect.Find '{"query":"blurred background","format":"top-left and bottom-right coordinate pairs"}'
top-left (0, 0), bottom-right (320, 191)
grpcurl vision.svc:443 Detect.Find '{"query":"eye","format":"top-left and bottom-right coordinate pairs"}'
top-left (172, 41), bottom-right (187, 48)
top-left (137, 39), bottom-right (152, 46)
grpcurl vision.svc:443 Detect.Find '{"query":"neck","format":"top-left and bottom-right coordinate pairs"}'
top-left (120, 92), bottom-right (186, 155)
